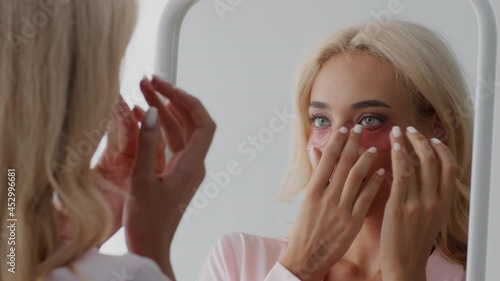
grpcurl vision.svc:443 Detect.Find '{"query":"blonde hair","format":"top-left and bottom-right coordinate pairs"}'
top-left (0, 1), bottom-right (137, 280)
top-left (281, 20), bottom-right (471, 267)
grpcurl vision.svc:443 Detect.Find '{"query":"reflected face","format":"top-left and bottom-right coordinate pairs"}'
top-left (308, 52), bottom-right (435, 216)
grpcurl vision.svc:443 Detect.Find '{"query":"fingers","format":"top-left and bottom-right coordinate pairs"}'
top-left (308, 127), bottom-right (349, 195)
top-left (405, 126), bottom-right (439, 203)
top-left (151, 76), bottom-right (216, 157)
top-left (428, 138), bottom-right (457, 202)
top-left (140, 78), bottom-right (185, 152)
top-left (167, 102), bottom-right (194, 141)
top-left (132, 107), bottom-right (161, 196)
top-left (132, 106), bottom-right (146, 122)
top-left (339, 147), bottom-right (378, 208)
top-left (148, 76), bottom-right (216, 179)
top-left (309, 146), bottom-right (322, 170)
top-left (352, 168), bottom-right (385, 217)
top-left (326, 125), bottom-right (363, 202)
top-left (113, 95), bottom-right (138, 157)
top-left (151, 75), bottom-right (214, 129)
top-left (388, 126), bottom-right (418, 206)
top-left (132, 105), bottom-right (168, 175)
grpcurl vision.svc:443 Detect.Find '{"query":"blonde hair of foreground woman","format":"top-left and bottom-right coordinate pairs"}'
top-left (0, 0), bottom-right (137, 280)
top-left (281, 21), bottom-right (471, 268)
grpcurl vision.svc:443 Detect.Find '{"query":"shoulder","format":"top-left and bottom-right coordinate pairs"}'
top-left (46, 247), bottom-right (169, 281)
top-left (427, 249), bottom-right (465, 281)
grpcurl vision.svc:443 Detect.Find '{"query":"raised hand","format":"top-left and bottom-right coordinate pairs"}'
top-left (380, 126), bottom-right (457, 281)
top-left (279, 125), bottom-right (386, 281)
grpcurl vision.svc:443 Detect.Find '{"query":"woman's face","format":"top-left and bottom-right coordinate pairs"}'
top-left (308, 52), bottom-right (436, 216)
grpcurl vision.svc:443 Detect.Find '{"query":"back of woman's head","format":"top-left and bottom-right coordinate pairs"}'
top-left (0, 1), bottom-right (137, 280)
top-left (282, 20), bottom-right (472, 267)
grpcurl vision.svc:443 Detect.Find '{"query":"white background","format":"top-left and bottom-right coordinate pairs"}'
top-left (100, 0), bottom-right (500, 280)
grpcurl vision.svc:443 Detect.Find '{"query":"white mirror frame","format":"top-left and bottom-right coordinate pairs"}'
top-left (154, 1), bottom-right (498, 280)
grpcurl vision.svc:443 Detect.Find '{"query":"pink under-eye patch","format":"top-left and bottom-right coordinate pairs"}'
top-left (307, 123), bottom-right (394, 152)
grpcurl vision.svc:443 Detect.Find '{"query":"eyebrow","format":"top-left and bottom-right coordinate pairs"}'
top-left (309, 99), bottom-right (391, 109)
top-left (351, 100), bottom-right (391, 109)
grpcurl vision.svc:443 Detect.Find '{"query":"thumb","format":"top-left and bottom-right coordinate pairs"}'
top-left (132, 107), bottom-right (160, 194)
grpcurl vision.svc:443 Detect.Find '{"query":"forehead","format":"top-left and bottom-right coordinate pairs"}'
top-left (310, 53), bottom-right (412, 109)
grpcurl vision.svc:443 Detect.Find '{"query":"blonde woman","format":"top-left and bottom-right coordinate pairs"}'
top-left (0, 1), bottom-right (215, 281)
top-left (199, 21), bottom-right (470, 281)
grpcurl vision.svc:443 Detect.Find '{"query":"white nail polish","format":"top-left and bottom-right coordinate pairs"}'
top-left (392, 126), bottom-right (401, 137)
top-left (354, 124), bottom-right (363, 135)
top-left (367, 147), bottom-right (377, 154)
top-left (393, 142), bottom-right (401, 151)
top-left (339, 127), bottom-right (348, 134)
top-left (309, 147), bottom-right (318, 167)
top-left (144, 107), bottom-right (158, 128)
top-left (407, 126), bottom-right (418, 134)
top-left (377, 168), bottom-right (386, 176)
top-left (431, 138), bottom-right (442, 144)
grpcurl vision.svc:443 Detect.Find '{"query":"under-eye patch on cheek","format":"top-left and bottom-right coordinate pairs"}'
top-left (307, 123), bottom-right (394, 152)
top-left (359, 123), bottom-right (393, 151)
top-left (308, 128), bottom-right (332, 151)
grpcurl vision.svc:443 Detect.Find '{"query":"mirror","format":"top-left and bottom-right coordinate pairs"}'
top-left (101, 1), bottom-right (499, 280)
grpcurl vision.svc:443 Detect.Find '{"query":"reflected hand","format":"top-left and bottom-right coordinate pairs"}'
top-left (279, 126), bottom-right (385, 281)
top-left (380, 127), bottom-right (456, 281)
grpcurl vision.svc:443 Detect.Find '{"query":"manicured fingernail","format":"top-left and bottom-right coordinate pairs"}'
top-left (141, 77), bottom-right (155, 91)
top-left (339, 127), bottom-right (348, 134)
top-left (431, 138), bottom-right (442, 144)
top-left (309, 147), bottom-right (319, 166)
top-left (377, 168), bottom-right (386, 176)
top-left (144, 107), bottom-right (158, 128)
top-left (407, 126), bottom-right (418, 134)
top-left (393, 142), bottom-right (401, 151)
top-left (392, 126), bottom-right (401, 137)
top-left (367, 147), bottom-right (377, 154)
top-left (353, 124), bottom-right (363, 135)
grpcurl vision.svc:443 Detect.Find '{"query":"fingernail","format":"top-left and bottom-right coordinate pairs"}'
top-left (309, 147), bottom-right (319, 167)
top-left (145, 73), bottom-right (153, 81)
top-left (339, 127), bottom-right (348, 134)
top-left (141, 76), bottom-right (155, 91)
top-left (367, 147), bottom-right (377, 154)
top-left (393, 142), bottom-right (401, 151)
top-left (406, 126), bottom-right (418, 134)
top-left (377, 168), bottom-right (386, 176)
top-left (144, 107), bottom-right (158, 128)
top-left (431, 138), bottom-right (442, 144)
top-left (353, 124), bottom-right (363, 135)
top-left (392, 126), bottom-right (401, 138)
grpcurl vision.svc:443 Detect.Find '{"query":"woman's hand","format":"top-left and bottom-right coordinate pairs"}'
top-left (380, 126), bottom-right (457, 281)
top-left (124, 76), bottom-right (216, 280)
top-left (93, 95), bottom-right (166, 242)
top-left (279, 125), bottom-right (386, 281)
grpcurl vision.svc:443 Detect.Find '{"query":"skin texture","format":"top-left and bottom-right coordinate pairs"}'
top-left (279, 53), bottom-right (456, 281)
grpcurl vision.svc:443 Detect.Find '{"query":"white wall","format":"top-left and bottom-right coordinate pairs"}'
top-left (100, 0), bottom-right (500, 280)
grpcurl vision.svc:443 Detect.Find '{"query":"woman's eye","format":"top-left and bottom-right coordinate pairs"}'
top-left (311, 116), bottom-right (330, 128)
top-left (359, 115), bottom-right (383, 127)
